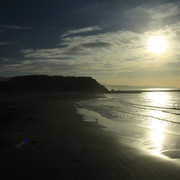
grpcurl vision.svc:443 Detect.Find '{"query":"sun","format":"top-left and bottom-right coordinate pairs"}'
top-left (148, 36), bottom-right (168, 53)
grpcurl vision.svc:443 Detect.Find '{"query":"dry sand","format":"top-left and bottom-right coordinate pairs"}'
top-left (0, 93), bottom-right (180, 179)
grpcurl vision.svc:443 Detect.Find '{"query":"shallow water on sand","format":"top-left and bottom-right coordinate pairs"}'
top-left (76, 92), bottom-right (180, 160)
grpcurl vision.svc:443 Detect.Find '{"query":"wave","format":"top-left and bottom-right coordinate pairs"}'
top-left (77, 92), bottom-right (180, 131)
top-left (119, 102), bottom-right (180, 116)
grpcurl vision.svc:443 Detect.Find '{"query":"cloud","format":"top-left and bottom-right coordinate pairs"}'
top-left (0, 42), bottom-right (12, 45)
top-left (0, 25), bottom-right (33, 30)
top-left (1, 1), bottom-right (180, 86)
top-left (21, 49), bottom-right (34, 53)
top-left (81, 42), bottom-right (111, 48)
top-left (149, 2), bottom-right (179, 20)
top-left (61, 26), bottom-right (101, 37)
top-left (165, 61), bottom-right (180, 69)
top-left (124, 2), bottom-right (180, 31)
top-left (126, 2), bottom-right (180, 20)
top-left (0, 58), bottom-right (99, 77)
top-left (1, 58), bottom-right (13, 63)
top-left (18, 21), bottom-right (180, 85)
top-left (21, 29), bottom-right (146, 72)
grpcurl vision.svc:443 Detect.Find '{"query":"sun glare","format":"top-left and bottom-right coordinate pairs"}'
top-left (148, 36), bottom-right (168, 53)
top-left (146, 92), bottom-right (169, 156)
top-left (146, 92), bottom-right (169, 106)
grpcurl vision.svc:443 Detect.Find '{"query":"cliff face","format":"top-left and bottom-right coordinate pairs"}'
top-left (0, 75), bottom-right (108, 93)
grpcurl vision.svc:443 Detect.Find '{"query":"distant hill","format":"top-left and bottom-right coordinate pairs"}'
top-left (0, 75), bottom-right (108, 93)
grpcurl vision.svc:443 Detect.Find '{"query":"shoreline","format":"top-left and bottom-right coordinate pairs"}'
top-left (1, 93), bottom-right (180, 179)
top-left (77, 105), bottom-right (180, 160)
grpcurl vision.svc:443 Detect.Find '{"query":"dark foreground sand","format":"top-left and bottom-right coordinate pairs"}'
top-left (1, 93), bottom-right (180, 179)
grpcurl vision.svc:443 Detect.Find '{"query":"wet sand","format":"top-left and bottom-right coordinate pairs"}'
top-left (1, 93), bottom-right (180, 179)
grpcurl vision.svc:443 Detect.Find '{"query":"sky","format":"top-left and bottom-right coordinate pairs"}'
top-left (0, 0), bottom-right (180, 87)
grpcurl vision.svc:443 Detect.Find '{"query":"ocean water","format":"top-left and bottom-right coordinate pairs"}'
top-left (76, 91), bottom-right (180, 158)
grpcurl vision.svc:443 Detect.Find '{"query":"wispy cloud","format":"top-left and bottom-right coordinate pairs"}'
top-left (0, 25), bottom-right (33, 30)
top-left (124, 2), bottom-right (180, 30)
top-left (126, 2), bottom-right (180, 20)
top-left (20, 29), bottom-right (155, 71)
top-left (81, 42), bottom-right (111, 48)
top-left (0, 42), bottom-right (12, 45)
top-left (61, 26), bottom-right (102, 37)
top-left (21, 49), bottom-right (34, 53)
top-left (18, 21), bottom-right (180, 86)
top-left (149, 3), bottom-right (179, 20)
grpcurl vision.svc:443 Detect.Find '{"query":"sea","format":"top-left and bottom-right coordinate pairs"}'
top-left (76, 90), bottom-right (180, 158)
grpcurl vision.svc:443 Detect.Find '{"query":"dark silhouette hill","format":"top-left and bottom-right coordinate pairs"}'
top-left (0, 75), bottom-right (108, 93)
top-left (0, 77), bottom-right (10, 81)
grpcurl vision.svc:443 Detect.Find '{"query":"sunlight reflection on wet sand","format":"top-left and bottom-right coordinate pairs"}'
top-left (146, 92), bottom-right (169, 157)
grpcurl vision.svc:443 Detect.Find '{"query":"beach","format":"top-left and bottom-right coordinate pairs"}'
top-left (1, 93), bottom-right (180, 179)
